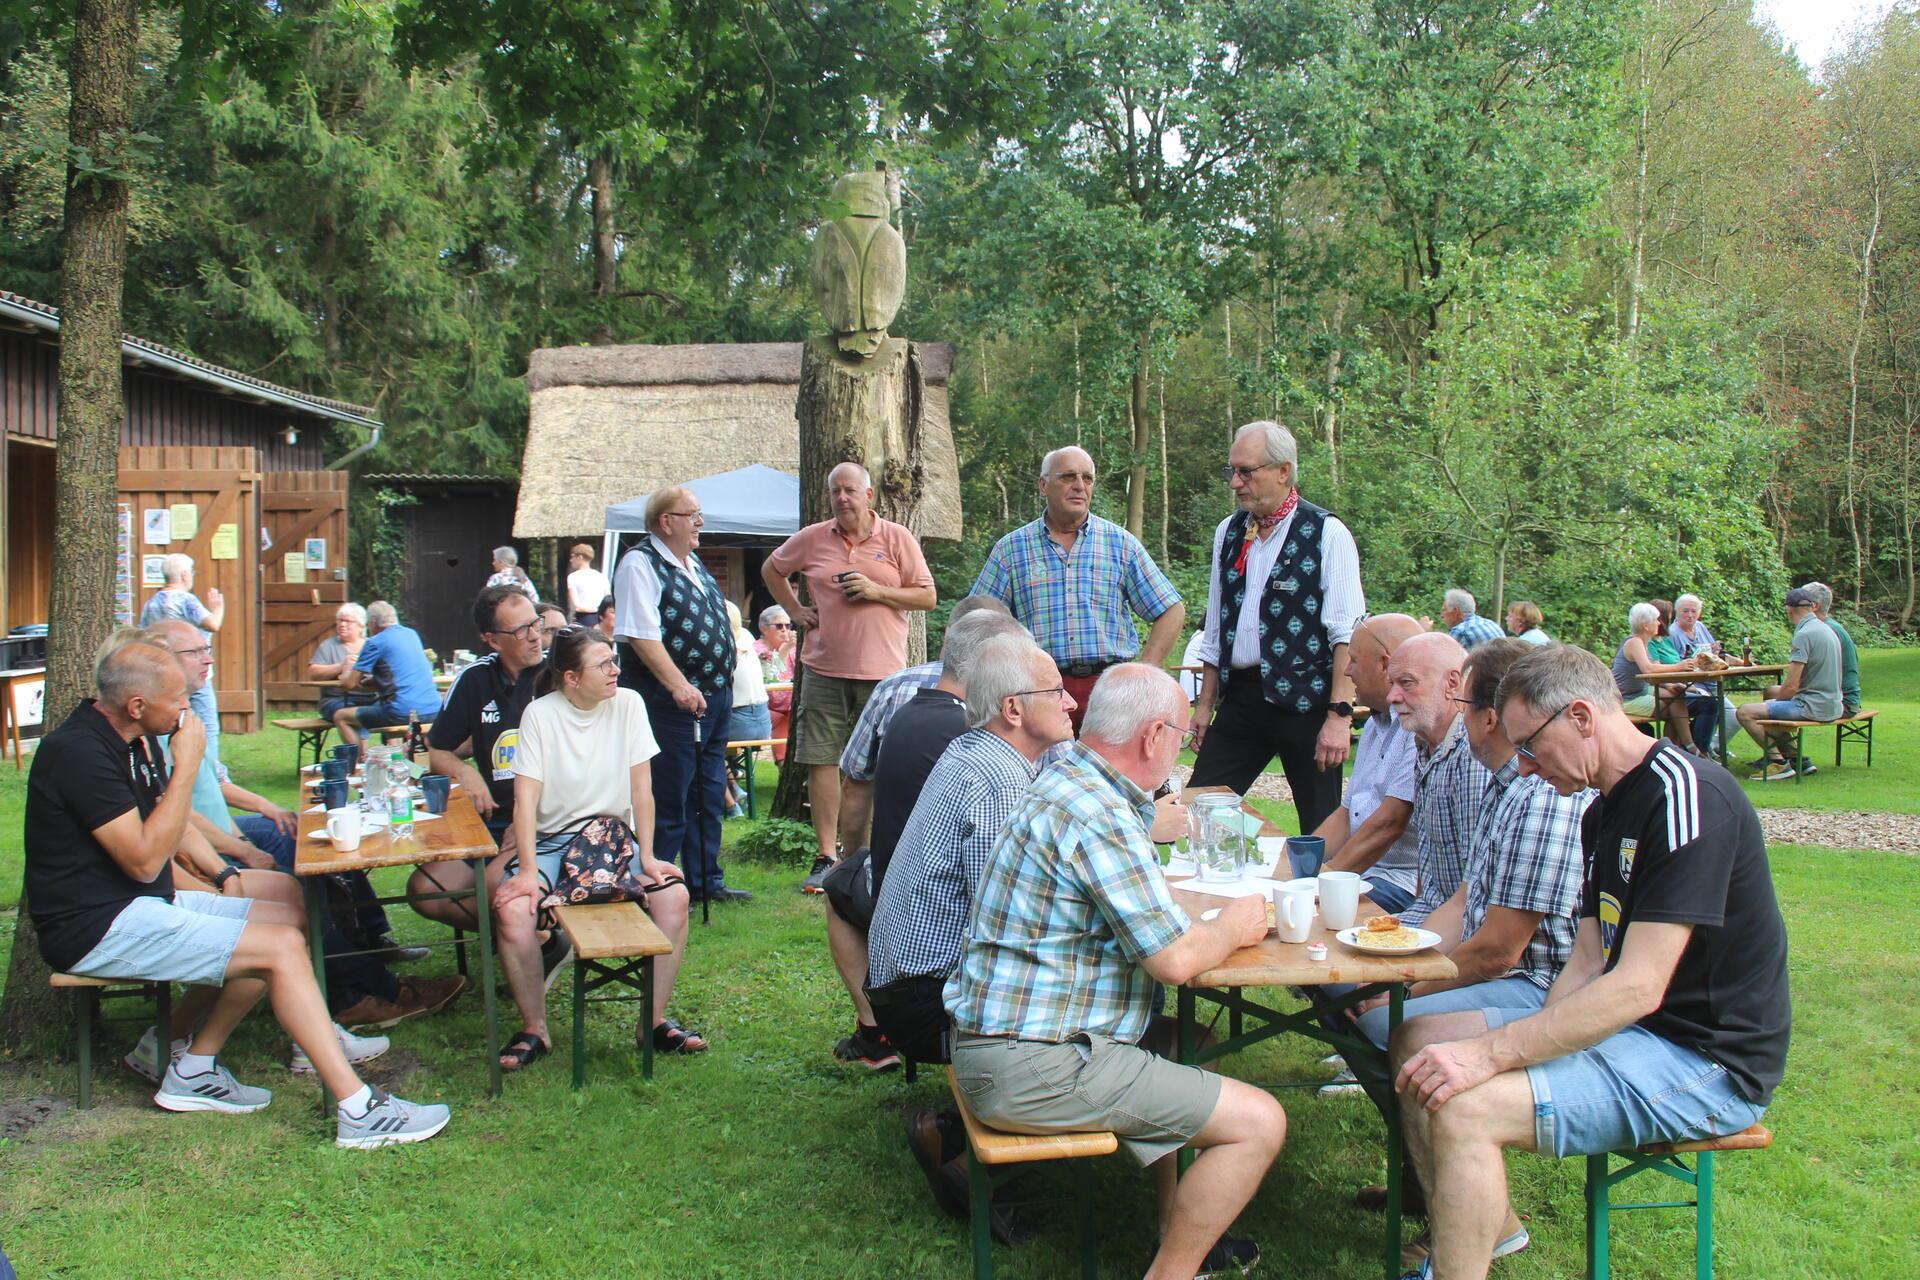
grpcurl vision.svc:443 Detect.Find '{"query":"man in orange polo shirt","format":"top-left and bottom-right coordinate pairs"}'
top-left (763, 462), bottom-right (938, 879)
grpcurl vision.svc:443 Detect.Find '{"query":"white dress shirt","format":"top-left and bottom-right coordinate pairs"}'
top-left (1193, 503), bottom-right (1365, 670)
top-left (612, 535), bottom-right (699, 644)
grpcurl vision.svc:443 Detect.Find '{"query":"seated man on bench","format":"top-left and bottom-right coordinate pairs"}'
top-left (1391, 644), bottom-right (1789, 1280)
top-left (946, 665), bottom-right (1286, 1280)
top-left (1734, 586), bottom-right (1843, 781)
top-left (25, 642), bottom-right (450, 1148)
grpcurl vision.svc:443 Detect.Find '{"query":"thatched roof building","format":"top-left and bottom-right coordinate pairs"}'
top-left (513, 341), bottom-right (961, 541)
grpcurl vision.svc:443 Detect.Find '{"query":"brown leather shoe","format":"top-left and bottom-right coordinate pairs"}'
top-left (395, 975), bottom-right (466, 1017)
top-left (906, 1109), bottom-right (969, 1221)
top-left (337, 976), bottom-right (466, 1031)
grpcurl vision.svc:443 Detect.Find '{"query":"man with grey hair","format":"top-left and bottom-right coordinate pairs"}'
top-left (970, 445), bottom-right (1185, 730)
top-left (1386, 632), bottom-right (1490, 929)
top-left (948, 664), bottom-right (1286, 1278)
top-left (1442, 589), bottom-right (1503, 650)
top-left (1391, 644), bottom-right (1787, 1280)
top-left (1802, 581), bottom-right (1862, 716)
top-left (765, 460), bottom-right (937, 880)
top-left (820, 608), bottom-right (1029, 1070)
top-left (1192, 420), bottom-right (1365, 834)
top-left (140, 551), bottom-right (225, 755)
top-left (1734, 586), bottom-right (1843, 780)
top-left (485, 544), bottom-right (535, 597)
top-left (335, 600), bottom-right (440, 748)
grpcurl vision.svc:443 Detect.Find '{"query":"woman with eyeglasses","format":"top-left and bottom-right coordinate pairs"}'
top-left (493, 628), bottom-right (704, 1070)
top-left (755, 605), bottom-right (796, 764)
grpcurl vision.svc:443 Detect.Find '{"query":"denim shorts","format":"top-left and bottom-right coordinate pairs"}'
top-left (68, 892), bottom-right (254, 987)
top-left (501, 831), bottom-right (573, 890)
top-left (1353, 974), bottom-right (1546, 1051)
top-left (1764, 698), bottom-right (1817, 721)
top-left (1482, 1008), bottom-right (1766, 1157)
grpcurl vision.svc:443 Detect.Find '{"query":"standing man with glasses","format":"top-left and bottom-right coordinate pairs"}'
top-left (1191, 420), bottom-right (1366, 833)
top-left (970, 446), bottom-right (1185, 732)
top-left (614, 486), bottom-right (749, 902)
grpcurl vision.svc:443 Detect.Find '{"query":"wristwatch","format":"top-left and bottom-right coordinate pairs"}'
top-left (212, 866), bottom-right (240, 892)
top-left (1327, 701), bottom-right (1355, 719)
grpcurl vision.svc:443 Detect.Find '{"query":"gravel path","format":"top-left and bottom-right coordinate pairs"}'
top-left (1179, 766), bottom-right (1920, 856)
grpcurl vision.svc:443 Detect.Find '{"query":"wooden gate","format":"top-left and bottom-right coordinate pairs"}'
top-left (119, 446), bottom-right (262, 733)
top-left (262, 470), bottom-right (349, 706)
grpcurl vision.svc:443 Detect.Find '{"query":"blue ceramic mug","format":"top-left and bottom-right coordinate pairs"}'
top-left (1286, 835), bottom-right (1326, 879)
top-left (420, 774), bottom-right (452, 814)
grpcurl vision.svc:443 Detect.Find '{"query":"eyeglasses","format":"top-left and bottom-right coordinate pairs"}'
top-left (172, 644), bottom-right (213, 659)
top-left (487, 619), bottom-right (543, 642)
top-left (1512, 702), bottom-right (1571, 762)
top-left (589, 657), bottom-right (621, 675)
top-left (1011, 686), bottom-right (1069, 701)
top-left (1220, 462), bottom-right (1279, 483)
top-left (766, 622), bottom-right (792, 630)
top-left (1048, 470), bottom-right (1096, 486)
top-left (664, 509), bottom-right (703, 522)
top-left (1158, 719), bottom-right (1196, 746)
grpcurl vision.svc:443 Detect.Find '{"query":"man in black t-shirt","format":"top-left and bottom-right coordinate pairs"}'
top-left (28, 643), bottom-right (450, 1146)
top-left (1389, 645), bottom-right (1789, 1280)
top-left (821, 611), bottom-right (1029, 1071)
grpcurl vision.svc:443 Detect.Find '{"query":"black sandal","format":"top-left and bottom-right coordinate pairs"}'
top-left (648, 1018), bottom-right (708, 1055)
top-left (500, 1030), bottom-right (551, 1072)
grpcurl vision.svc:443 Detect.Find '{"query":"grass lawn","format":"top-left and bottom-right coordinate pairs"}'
top-left (0, 674), bottom-right (1914, 1277)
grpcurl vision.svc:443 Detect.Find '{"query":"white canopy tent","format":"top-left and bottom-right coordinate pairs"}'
top-left (599, 463), bottom-right (801, 572)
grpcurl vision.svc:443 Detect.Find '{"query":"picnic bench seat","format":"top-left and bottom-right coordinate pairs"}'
top-left (551, 902), bottom-right (674, 1087)
top-left (1753, 709), bottom-right (1877, 780)
top-left (725, 737), bottom-right (787, 819)
top-left (1586, 1124), bottom-right (1773, 1280)
top-left (273, 718), bottom-right (414, 771)
top-left (949, 1065), bottom-right (1116, 1279)
top-left (50, 972), bottom-right (172, 1109)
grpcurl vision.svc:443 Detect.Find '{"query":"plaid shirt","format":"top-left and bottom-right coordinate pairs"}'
top-left (970, 514), bottom-right (1181, 665)
top-left (1449, 613), bottom-right (1505, 650)
top-left (1403, 715), bottom-right (1493, 927)
top-left (838, 662), bottom-right (941, 781)
top-left (1460, 757), bottom-right (1593, 988)
top-left (944, 742), bottom-right (1190, 1044)
top-left (867, 729), bottom-right (1039, 986)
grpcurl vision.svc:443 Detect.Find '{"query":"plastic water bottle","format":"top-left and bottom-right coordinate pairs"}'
top-left (386, 751), bottom-right (414, 841)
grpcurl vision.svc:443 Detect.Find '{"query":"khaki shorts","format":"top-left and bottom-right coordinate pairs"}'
top-left (949, 1025), bottom-right (1221, 1166)
top-left (792, 673), bottom-right (878, 766)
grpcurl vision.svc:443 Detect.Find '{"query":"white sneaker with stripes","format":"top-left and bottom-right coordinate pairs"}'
top-left (290, 1023), bottom-right (390, 1073)
top-left (334, 1087), bottom-right (450, 1149)
top-left (154, 1060), bottom-right (273, 1113)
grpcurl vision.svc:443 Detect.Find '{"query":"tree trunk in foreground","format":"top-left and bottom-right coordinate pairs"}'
top-left (0, 0), bottom-right (138, 1052)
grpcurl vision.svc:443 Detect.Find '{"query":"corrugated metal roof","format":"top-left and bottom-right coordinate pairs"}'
top-left (0, 289), bottom-right (382, 428)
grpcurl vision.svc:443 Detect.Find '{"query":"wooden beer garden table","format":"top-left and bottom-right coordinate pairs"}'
top-left (295, 790), bottom-right (502, 1102)
top-left (1643, 663), bottom-right (1785, 766)
top-left (1168, 786), bottom-right (1456, 1280)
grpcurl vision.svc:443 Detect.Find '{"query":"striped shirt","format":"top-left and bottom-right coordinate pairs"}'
top-left (838, 662), bottom-right (941, 781)
top-left (970, 514), bottom-right (1181, 665)
top-left (1459, 756), bottom-right (1593, 988)
top-left (867, 729), bottom-right (1040, 986)
top-left (944, 742), bottom-right (1190, 1045)
top-left (1403, 715), bottom-right (1493, 927)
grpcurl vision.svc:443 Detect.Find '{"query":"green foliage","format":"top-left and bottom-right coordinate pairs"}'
top-left (352, 487), bottom-right (418, 609)
top-left (729, 816), bottom-right (819, 867)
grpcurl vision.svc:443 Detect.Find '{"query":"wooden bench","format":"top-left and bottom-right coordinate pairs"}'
top-left (551, 902), bottom-right (675, 1087)
top-left (50, 972), bottom-right (173, 1109)
top-left (274, 717), bottom-right (417, 773)
top-left (1752, 709), bottom-right (1877, 781)
top-left (725, 737), bottom-right (787, 819)
top-left (1586, 1124), bottom-right (1773, 1280)
top-left (949, 1065), bottom-right (1117, 1279)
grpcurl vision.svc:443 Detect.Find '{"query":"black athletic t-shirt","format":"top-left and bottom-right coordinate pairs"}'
top-left (1581, 740), bottom-right (1790, 1105)
top-left (26, 701), bottom-right (174, 971)
top-left (868, 688), bottom-right (968, 894)
top-left (427, 654), bottom-right (541, 821)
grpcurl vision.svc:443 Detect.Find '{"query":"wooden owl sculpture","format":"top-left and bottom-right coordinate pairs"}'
top-left (811, 166), bottom-right (906, 359)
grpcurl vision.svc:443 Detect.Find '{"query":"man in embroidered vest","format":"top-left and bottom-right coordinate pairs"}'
top-left (613, 485), bottom-right (750, 902)
top-left (1191, 420), bottom-right (1367, 832)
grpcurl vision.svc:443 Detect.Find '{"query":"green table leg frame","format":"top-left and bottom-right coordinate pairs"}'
top-left (1178, 981), bottom-right (1407, 1280)
top-left (1586, 1147), bottom-right (1718, 1279)
top-left (569, 952), bottom-right (657, 1088)
top-left (966, 1149), bottom-right (1099, 1280)
top-left (302, 853), bottom-right (500, 1112)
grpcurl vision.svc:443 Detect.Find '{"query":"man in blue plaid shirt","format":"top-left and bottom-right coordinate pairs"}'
top-left (1389, 632), bottom-right (1493, 929)
top-left (1442, 589), bottom-right (1504, 650)
top-left (969, 447), bottom-right (1184, 730)
top-left (946, 665), bottom-right (1285, 1279)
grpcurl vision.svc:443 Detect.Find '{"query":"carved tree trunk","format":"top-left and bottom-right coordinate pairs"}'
top-left (771, 336), bottom-right (929, 823)
top-left (0, 0), bottom-right (138, 1052)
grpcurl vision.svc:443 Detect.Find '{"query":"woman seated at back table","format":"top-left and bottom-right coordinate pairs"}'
top-left (1613, 600), bottom-right (1702, 754)
top-left (494, 627), bottom-right (705, 1071)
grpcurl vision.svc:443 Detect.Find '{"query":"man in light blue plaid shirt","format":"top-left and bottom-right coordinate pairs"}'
top-left (969, 447), bottom-right (1184, 730)
top-left (946, 665), bottom-right (1285, 1278)
top-left (1443, 588), bottom-right (1505, 650)
top-left (1388, 633), bottom-right (1492, 928)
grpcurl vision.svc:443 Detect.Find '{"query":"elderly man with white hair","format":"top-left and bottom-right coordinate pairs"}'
top-left (335, 600), bottom-right (441, 748)
top-left (1192, 420), bottom-right (1366, 834)
top-left (970, 445), bottom-right (1185, 730)
top-left (947, 664), bottom-right (1287, 1279)
top-left (1441, 589), bottom-right (1503, 650)
top-left (764, 461), bottom-right (937, 885)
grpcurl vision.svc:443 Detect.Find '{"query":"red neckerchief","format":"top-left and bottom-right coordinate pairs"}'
top-left (1233, 490), bottom-right (1300, 574)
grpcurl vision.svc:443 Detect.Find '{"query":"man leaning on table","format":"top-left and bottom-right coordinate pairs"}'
top-left (1390, 644), bottom-right (1789, 1280)
top-left (946, 665), bottom-right (1286, 1280)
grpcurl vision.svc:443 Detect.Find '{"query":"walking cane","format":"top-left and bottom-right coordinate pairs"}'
top-left (693, 708), bottom-right (711, 927)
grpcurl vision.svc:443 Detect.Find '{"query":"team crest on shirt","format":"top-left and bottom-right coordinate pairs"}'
top-left (1598, 892), bottom-right (1623, 960)
top-left (490, 727), bottom-right (519, 781)
top-left (1618, 838), bottom-right (1638, 883)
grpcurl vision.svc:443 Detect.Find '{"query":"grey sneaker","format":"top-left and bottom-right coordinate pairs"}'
top-left (1318, 1067), bottom-right (1366, 1097)
top-left (291, 1022), bottom-right (390, 1073)
top-left (154, 1060), bottom-right (273, 1114)
top-left (124, 1025), bottom-right (186, 1084)
top-left (801, 854), bottom-right (835, 894)
top-left (335, 1086), bottom-right (451, 1149)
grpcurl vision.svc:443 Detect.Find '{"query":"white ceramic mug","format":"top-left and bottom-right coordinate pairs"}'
top-left (1273, 881), bottom-right (1317, 944)
top-left (326, 805), bottom-right (363, 851)
top-left (1317, 870), bottom-right (1362, 931)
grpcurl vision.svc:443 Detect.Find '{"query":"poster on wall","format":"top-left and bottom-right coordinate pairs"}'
top-left (209, 523), bottom-right (239, 561)
top-left (169, 503), bottom-right (199, 541)
top-left (283, 552), bottom-right (307, 584)
top-left (142, 555), bottom-right (167, 587)
top-left (10, 673), bottom-right (45, 730)
top-left (305, 537), bottom-right (327, 569)
top-left (115, 504), bottom-right (134, 625)
top-left (143, 508), bottom-right (171, 545)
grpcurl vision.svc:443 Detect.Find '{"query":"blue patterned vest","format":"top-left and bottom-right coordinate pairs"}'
top-left (639, 541), bottom-right (733, 699)
top-left (1213, 499), bottom-right (1337, 715)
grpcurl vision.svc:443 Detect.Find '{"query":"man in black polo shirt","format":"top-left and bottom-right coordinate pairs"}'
top-left (821, 610), bottom-right (1029, 1071)
top-left (1390, 645), bottom-right (1789, 1279)
top-left (28, 642), bottom-right (449, 1146)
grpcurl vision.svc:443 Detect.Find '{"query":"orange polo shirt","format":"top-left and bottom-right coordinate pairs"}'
top-left (766, 515), bottom-right (932, 679)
